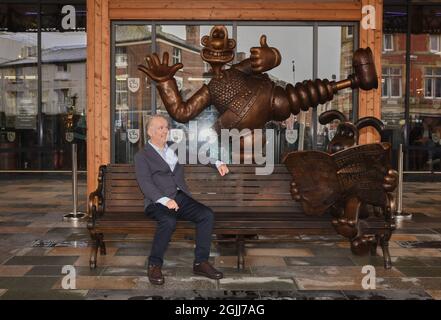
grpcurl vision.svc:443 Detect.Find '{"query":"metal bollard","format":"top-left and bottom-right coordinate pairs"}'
top-left (396, 143), bottom-right (412, 219)
top-left (63, 143), bottom-right (86, 221)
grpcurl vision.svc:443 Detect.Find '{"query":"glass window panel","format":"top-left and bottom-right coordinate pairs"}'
top-left (39, 4), bottom-right (87, 170)
top-left (425, 78), bottom-right (433, 97)
top-left (154, 24), bottom-right (231, 164)
top-left (435, 78), bottom-right (441, 98)
top-left (382, 78), bottom-right (389, 97)
top-left (429, 35), bottom-right (439, 52)
top-left (382, 5), bottom-right (407, 171)
top-left (391, 78), bottom-right (401, 97)
top-left (391, 67), bottom-right (401, 75)
top-left (0, 2), bottom-right (87, 171)
top-left (384, 34), bottom-right (393, 51)
top-left (0, 5), bottom-right (38, 170)
top-left (237, 25), bottom-right (313, 160)
top-left (407, 5), bottom-right (441, 172)
top-left (113, 24), bottom-right (153, 164)
top-left (317, 26), bottom-right (354, 152)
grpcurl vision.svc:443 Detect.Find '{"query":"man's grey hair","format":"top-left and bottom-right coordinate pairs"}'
top-left (145, 113), bottom-right (171, 132)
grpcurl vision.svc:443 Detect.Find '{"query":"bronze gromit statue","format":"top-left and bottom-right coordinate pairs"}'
top-left (284, 110), bottom-right (398, 268)
top-left (138, 25), bottom-right (379, 133)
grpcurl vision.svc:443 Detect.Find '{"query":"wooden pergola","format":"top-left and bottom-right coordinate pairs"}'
top-left (86, 0), bottom-right (383, 197)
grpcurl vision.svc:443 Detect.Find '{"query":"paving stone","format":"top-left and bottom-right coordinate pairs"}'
top-left (394, 267), bottom-right (441, 277)
top-left (85, 289), bottom-right (260, 300)
top-left (215, 256), bottom-right (287, 268)
top-left (251, 266), bottom-right (404, 278)
top-left (245, 248), bottom-right (314, 257)
top-left (101, 267), bottom-right (150, 277)
top-left (4, 256), bottom-right (79, 266)
top-left (342, 289), bottom-right (432, 300)
top-left (426, 290), bottom-right (441, 300)
top-left (0, 290), bottom-right (88, 300)
top-left (25, 265), bottom-right (103, 277)
top-left (294, 276), bottom-right (366, 290)
top-left (397, 241), bottom-right (441, 249)
top-left (0, 277), bottom-right (60, 290)
top-left (219, 277), bottom-right (297, 291)
top-left (0, 266), bottom-right (33, 276)
top-left (285, 256), bottom-right (356, 266)
top-left (375, 277), bottom-right (441, 290)
top-left (259, 290), bottom-right (348, 300)
top-left (350, 256), bottom-right (428, 267)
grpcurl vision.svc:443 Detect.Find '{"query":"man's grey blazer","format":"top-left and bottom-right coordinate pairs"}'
top-left (134, 142), bottom-right (217, 209)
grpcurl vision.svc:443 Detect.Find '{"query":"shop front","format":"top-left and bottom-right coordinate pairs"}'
top-left (1, 1), bottom-right (440, 196)
top-left (0, 1), bottom-right (87, 171)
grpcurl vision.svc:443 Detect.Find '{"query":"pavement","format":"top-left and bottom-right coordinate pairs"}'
top-left (0, 176), bottom-right (441, 300)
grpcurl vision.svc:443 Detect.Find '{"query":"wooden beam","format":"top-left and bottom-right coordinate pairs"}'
top-left (109, 1), bottom-right (362, 20)
top-left (87, 0), bottom-right (111, 203)
top-left (358, 0), bottom-right (382, 144)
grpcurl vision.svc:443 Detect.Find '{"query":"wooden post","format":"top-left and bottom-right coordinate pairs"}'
top-left (87, 0), bottom-right (111, 205)
top-left (359, 0), bottom-right (383, 144)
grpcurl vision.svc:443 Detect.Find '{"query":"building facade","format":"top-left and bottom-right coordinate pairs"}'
top-left (0, 1), bottom-right (440, 196)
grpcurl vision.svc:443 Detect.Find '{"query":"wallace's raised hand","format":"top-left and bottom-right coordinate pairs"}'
top-left (138, 52), bottom-right (183, 82)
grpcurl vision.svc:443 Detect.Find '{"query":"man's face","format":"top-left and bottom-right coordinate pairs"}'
top-left (148, 117), bottom-right (169, 146)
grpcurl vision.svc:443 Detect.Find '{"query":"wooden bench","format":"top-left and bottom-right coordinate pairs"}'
top-left (87, 163), bottom-right (393, 270)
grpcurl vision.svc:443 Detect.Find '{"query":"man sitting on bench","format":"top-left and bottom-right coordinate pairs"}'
top-left (135, 114), bottom-right (229, 285)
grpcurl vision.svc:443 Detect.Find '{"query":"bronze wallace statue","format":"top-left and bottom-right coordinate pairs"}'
top-left (138, 25), bottom-right (379, 133)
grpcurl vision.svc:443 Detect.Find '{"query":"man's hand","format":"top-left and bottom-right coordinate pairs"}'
top-left (217, 164), bottom-right (229, 177)
top-left (165, 199), bottom-right (179, 211)
top-left (250, 35), bottom-right (281, 74)
top-left (138, 52), bottom-right (183, 82)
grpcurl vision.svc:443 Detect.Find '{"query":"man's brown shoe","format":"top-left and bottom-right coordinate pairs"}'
top-left (193, 261), bottom-right (223, 280)
top-left (148, 264), bottom-right (164, 285)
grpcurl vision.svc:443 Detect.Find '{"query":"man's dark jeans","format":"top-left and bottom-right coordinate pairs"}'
top-left (144, 190), bottom-right (215, 266)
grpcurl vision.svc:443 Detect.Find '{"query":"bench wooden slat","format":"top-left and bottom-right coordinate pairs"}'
top-left (104, 205), bottom-right (305, 213)
top-left (106, 164), bottom-right (290, 174)
top-left (105, 193), bottom-right (294, 201)
top-left (105, 179), bottom-right (292, 188)
top-left (106, 172), bottom-right (292, 181)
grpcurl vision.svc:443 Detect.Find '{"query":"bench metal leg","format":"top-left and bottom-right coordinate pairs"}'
top-left (370, 235), bottom-right (379, 256)
top-left (236, 235), bottom-right (245, 271)
top-left (380, 233), bottom-right (392, 269)
top-left (89, 233), bottom-right (98, 269)
top-left (98, 233), bottom-right (106, 256)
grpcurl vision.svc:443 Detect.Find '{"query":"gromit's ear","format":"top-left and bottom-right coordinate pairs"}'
top-left (201, 35), bottom-right (209, 47)
top-left (228, 38), bottom-right (236, 49)
top-left (355, 117), bottom-right (384, 134)
top-left (319, 110), bottom-right (347, 125)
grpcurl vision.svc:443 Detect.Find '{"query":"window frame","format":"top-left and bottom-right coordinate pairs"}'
top-left (383, 33), bottom-right (394, 52)
top-left (172, 47), bottom-right (182, 64)
top-left (429, 35), bottom-right (440, 53)
top-left (382, 66), bottom-right (402, 98)
top-left (424, 67), bottom-right (441, 99)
